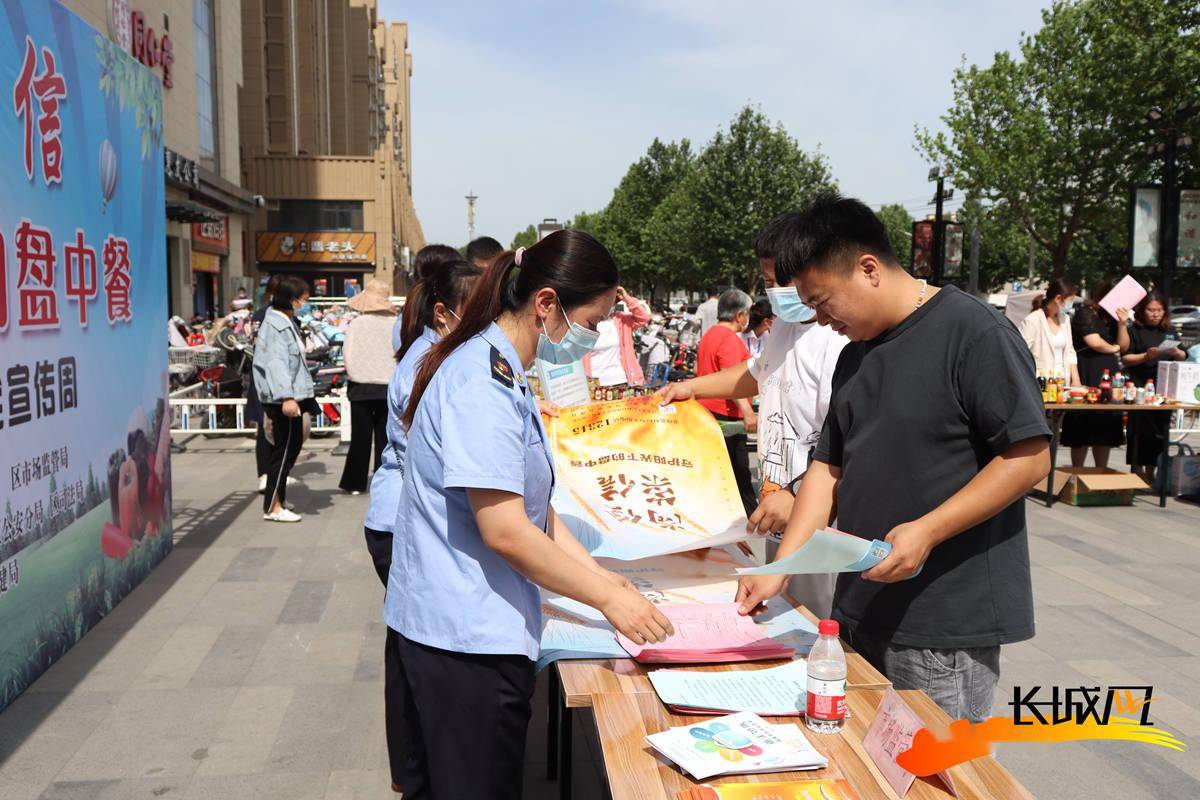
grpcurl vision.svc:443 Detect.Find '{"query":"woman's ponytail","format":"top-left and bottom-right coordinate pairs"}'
top-left (401, 253), bottom-right (519, 428)
top-left (397, 279), bottom-right (432, 361)
top-left (401, 229), bottom-right (618, 430)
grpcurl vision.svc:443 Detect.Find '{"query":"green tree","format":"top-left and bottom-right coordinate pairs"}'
top-left (917, 0), bottom-right (1200, 280)
top-left (510, 225), bottom-right (537, 250)
top-left (877, 204), bottom-right (914, 271)
top-left (597, 138), bottom-right (695, 293)
top-left (645, 106), bottom-right (835, 293)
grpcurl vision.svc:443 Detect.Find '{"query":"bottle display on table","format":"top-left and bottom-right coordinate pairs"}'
top-left (806, 619), bottom-right (847, 735)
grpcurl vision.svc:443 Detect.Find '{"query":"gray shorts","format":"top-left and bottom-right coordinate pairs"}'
top-left (844, 627), bottom-right (1000, 722)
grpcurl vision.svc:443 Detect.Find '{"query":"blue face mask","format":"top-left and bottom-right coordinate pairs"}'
top-left (295, 302), bottom-right (313, 318)
top-left (536, 302), bottom-right (600, 365)
top-left (766, 287), bottom-right (815, 323)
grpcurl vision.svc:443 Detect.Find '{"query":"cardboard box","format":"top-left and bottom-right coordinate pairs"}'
top-left (1034, 467), bottom-right (1149, 506)
top-left (1156, 361), bottom-right (1200, 403)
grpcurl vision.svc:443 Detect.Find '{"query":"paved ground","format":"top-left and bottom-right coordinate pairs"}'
top-left (1, 435), bottom-right (1199, 799)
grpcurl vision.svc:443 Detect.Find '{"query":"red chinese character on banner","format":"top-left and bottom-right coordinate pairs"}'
top-left (12, 37), bottom-right (67, 185)
top-left (64, 229), bottom-right (98, 326)
top-left (0, 230), bottom-right (7, 332)
top-left (15, 219), bottom-right (58, 329)
top-left (102, 235), bottom-right (133, 323)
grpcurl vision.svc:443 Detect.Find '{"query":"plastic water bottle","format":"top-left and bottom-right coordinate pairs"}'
top-left (806, 619), bottom-right (847, 734)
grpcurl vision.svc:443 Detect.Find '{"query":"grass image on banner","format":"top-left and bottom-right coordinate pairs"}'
top-left (546, 397), bottom-right (750, 560)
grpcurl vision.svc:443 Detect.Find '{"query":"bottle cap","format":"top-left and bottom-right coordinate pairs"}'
top-left (818, 619), bottom-right (839, 636)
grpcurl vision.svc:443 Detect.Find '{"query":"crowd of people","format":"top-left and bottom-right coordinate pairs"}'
top-left (234, 193), bottom-right (1199, 798)
top-left (1018, 277), bottom-right (1188, 483)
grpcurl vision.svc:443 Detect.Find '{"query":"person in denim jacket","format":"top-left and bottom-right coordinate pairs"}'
top-left (252, 276), bottom-right (315, 522)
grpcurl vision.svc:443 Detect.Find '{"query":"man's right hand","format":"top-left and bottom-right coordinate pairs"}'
top-left (747, 489), bottom-right (794, 535)
top-left (601, 586), bottom-right (674, 645)
top-left (281, 398), bottom-right (301, 418)
top-left (735, 574), bottom-right (787, 615)
top-left (656, 381), bottom-right (694, 405)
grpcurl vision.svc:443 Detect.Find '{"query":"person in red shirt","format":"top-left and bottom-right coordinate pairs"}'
top-left (696, 288), bottom-right (758, 515)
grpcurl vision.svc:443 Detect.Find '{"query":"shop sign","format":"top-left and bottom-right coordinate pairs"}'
top-left (191, 251), bottom-right (220, 273)
top-left (1179, 189), bottom-right (1200, 268)
top-left (192, 217), bottom-right (228, 255)
top-left (255, 232), bottom-right (376, 265)
top-left (164, 148), bottom-right (198, 188)
top-left (129, 10), bottom-right (173, 89)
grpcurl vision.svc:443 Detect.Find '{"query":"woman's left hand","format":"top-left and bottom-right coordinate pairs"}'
top-left (1116, 307), bottom-right (1131, 323)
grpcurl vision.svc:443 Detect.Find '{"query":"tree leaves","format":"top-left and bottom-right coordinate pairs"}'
top-left (529, 106), bottom-right (834, 297)
top-left (917, 0), bottom-right (1200, 281)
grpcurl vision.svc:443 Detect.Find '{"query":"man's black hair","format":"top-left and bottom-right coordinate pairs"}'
top-left (775, 193), bottom-right (898, 286)
top-left (755, 211), bottom-right (799, 260)
top-left (466, 236), bottom-right (504, 265)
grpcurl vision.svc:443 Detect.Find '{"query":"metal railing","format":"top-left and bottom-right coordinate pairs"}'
top-left (169, 395), bottom-right (351, 439)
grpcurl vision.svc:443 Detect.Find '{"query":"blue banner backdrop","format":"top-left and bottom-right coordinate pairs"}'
top-left (0, 0), bottom-right (169, 711)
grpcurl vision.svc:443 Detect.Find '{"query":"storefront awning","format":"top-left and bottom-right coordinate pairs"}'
top-left (166, 200), bottom-right (224, 223)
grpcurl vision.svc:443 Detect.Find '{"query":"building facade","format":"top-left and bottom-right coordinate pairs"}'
top-left (240, 0), bottom-right (424, 296)
top-left (62, 0), bottom-right (258, 320)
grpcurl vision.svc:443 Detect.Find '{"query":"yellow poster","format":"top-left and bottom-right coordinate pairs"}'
top-left (547, 397), bottom-right (749, 560)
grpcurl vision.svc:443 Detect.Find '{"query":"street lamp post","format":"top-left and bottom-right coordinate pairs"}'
top-left (928, 167), bottom-right (954, 283)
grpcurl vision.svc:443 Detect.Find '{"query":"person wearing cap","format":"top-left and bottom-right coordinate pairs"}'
top-left (340, 279), bottom-right (399, 494)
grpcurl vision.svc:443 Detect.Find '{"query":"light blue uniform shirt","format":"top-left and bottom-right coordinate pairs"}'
top-left (364, 326), bottom-right (439, 533)
top-left (384, 322), bottom-right (555, 660)
top-left (391, 316), bottom-right (404, 353)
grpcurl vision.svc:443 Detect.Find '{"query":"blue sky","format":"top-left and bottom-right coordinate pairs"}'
top-left (380, 0), bottom-right (1051, 249)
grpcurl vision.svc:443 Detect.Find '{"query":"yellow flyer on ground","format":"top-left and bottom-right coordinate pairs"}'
top-left (547, 397), bottom-right (750, 560)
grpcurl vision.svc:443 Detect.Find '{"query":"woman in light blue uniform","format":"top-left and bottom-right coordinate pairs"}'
top-left (362, 259), bottom-right (481, 794)
top-left (386, 230), bottom-right (673, 798)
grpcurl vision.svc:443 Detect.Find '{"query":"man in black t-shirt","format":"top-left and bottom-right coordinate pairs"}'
top-left (736, 194), bottom-right (1051, 722)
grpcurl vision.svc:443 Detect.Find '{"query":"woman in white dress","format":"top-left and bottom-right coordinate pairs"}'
top-left (1019, 276), bottom-right (1081, 387)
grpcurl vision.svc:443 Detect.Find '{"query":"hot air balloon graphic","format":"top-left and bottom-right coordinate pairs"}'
top-left (99, 139), bottom-right (118, 213)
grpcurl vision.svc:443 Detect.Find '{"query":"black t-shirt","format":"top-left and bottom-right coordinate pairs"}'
top-left (1126, 324), bottom-right (1168, 385)
top-left (814, 285), bottom-right (1049, 649)
top-left (1070, 304), bottom-right (1120, 386)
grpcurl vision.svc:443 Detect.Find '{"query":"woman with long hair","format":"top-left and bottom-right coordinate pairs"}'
top-left (361, 259), bottom-right (482, 795)
top-left (1121, 292), bottom-right (1187, 483)
top-left (393, 243), bottom-right (461, 352)
top-left (1062, 279), bottom-right (1131, 468)
top-left (384, 230), bottom-right (672, 797)
top-left (1018, 275), bottom-right (1081, 386)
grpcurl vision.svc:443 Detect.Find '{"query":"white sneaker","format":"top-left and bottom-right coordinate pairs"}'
top-left (263, 508), bottom-right (302, 523)
top-left (259, 475), bottom-right (298, 493)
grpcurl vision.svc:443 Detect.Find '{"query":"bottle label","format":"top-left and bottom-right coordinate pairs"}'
top-left (806, 677), bottom-right (846, 721)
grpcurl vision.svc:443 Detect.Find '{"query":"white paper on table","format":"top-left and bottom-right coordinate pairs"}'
top-left (1098, 274), bottom-right (1147, 320)
top-left (737, 529), bottom-right (891, 575)
top-left (647, 659), bottom-right (809, 716)
top-left (646, 713), bottom-right (826, 780)
top-left (538, 547), bottom-right (818, 668)
top-left (537, 609), bottom-right (627, 671)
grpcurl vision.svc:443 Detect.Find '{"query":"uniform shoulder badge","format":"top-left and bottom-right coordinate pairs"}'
top-left (490, 346), bottom-right (515, 388)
